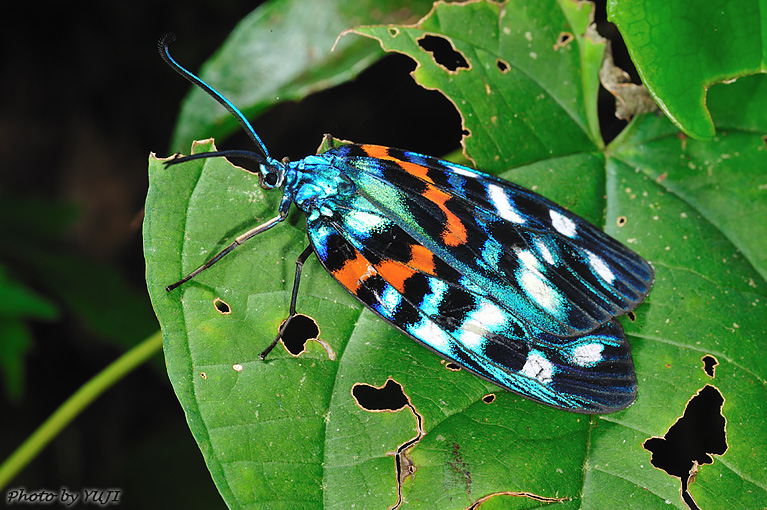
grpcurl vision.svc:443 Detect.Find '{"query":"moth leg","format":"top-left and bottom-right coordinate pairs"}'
top-left (166, 211), bottom-right (288, 291)
top-left (259, 245), bottom-right (315, 360)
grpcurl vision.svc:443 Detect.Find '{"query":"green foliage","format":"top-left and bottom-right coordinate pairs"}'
top-left (0, 196), bottom-right (157, 401)
top-left (170, 0), bottom-right (436, 152)
top-left (0, 264), bottom-right (57, 400)
top-left (146, 0), bottom-right (767, 508)
top-left (607, 0), bottom-right (767, 139)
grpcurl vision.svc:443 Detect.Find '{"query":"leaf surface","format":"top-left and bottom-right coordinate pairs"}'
top-left (607, 0), bottom-right (767, 139)
top-left (146, 1), bottom-right (767, 508)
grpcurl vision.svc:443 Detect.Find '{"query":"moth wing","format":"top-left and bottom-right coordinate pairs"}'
top-left (305, 195), bottom-right (636, 413)
top-left (326, 144), bottom-right (653, 339)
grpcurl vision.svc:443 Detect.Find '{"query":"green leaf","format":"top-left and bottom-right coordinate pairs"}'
top-left (609, 77), bottom-right (767, 283)
top-left (0, 265), bottom-right (58, 400)
top-left (607, 0), bottom-right (767, 140)
top-left (708, 73), bottom-right (767, 133)
top-left (146, 1), bottom-right (767, 508)
top-left (170, 0), bottom-right (436, 152)
top-left (146, 141), bottom-right (359, 509)
top-left (356, 0), bottom-right (604, 171)
top-left (0, 321), bottom-right (34, 401)
top-left (0, 195), bottom-right (159, 352)
top-left (0, 265), bottom-right (58, 320)
top-left (593, 112), bottom-right (766, 508)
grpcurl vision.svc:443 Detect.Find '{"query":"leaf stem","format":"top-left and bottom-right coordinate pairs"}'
top-left (0, 330), bottom-right (163, 489)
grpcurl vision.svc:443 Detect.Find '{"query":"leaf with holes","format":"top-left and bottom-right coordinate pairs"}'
top-left (145, 1), bottom-right (767, 508)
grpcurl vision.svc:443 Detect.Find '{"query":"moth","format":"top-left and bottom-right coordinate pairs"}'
top-left (159, 34), bottom-right (653, 413)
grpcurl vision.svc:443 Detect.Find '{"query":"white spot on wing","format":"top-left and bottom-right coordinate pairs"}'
top-left (451, 166), bottom-right (479, 178)
top-left (535, 239), bottom-right (555, 265)
top-left (570, 343), bottom-right (604, 367)
top-left (518, 249), bottom-right (541, 272)
top-left (488, 183), bottom-right (526, 223)
top-left (475, 301), bottom-right (506, 326)
top-left (458, 301), bottom-right (509, 351)
top-left (521, 351), bottom-right (554, 384)
top-left (550, 210), bottom-right (577, 237)
top-left (586, 250), bottom-right (615, 283)
top-left (457, 328), bottom-right (484, 352)
top-left (410, 319), bottom-right (452, 356)
top-left (518, 267), bottom-right (559, 312)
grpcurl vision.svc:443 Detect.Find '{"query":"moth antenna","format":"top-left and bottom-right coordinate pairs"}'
top-left (164, 149), bottom-right (268, 172)
top-left (158, 33), bottom-right (271, 159)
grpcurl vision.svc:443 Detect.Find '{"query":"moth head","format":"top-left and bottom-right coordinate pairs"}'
top-left (259, 157), bottom-right (287, 189)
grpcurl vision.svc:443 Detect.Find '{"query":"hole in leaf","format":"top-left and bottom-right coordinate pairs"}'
top-left (496, 58), bottom-right (509, 73)
top-left (388, 27), bottom-right (399, 37)
top-left (389, 389), bottom-right (425, 510)
top-left (417, 34), bottom-right (469, 72)
top-left (444, 362), bottom-right (461, 372)
top-left (352, 378), bottom-right (408, 412)
top-left (553, 32), bottom-right (574, 50)
top-left (626, 311), bottom-right (636, 321)
top-left (280, 314), bottom-right (320, 356)
top-left (616, 215), bottom-right (627, 227)
top-left (482, 394), bottom-right (496, 404)
top-left (200, 372), bottom-right (207, 379)
top-left (702, 355), bottom-right (718, 377)
top-left (643, 385), bottom-right (727, 509)
top-left (213, 298), bottom-right (231, 314)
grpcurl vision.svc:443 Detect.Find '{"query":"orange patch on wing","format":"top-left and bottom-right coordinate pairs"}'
top-left (359, 144), bottom-right (464, 246)
top-left (360, 145), bottom-right (433, 183)
top-left (332, 251), bottom-right (374, 292)
top-left (423, 186), bottom-right (467, 247)
top-left (360, 145), bottom-right (390, 160)
top-left (375, 259), bottom-right (417, 294)
top-left (399, 159), bottom-right (432, 182)
top-left (408, 244), bottom-right (436, 275)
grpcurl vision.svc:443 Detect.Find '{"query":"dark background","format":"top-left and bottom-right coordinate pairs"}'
top-left (0, 1), bottom-right (633, 508)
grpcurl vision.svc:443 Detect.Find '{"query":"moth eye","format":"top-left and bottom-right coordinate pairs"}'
top-left (264, 172), bottom-right (279, 187)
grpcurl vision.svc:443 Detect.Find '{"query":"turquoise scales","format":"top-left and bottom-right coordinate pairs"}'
top-left (160, 34), bottom-right (654, 413)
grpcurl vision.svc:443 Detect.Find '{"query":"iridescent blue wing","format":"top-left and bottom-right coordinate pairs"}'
top-left (323, 144), bottom-right (653, 339)
top-left (305, 188), bottom-right (638, 413)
